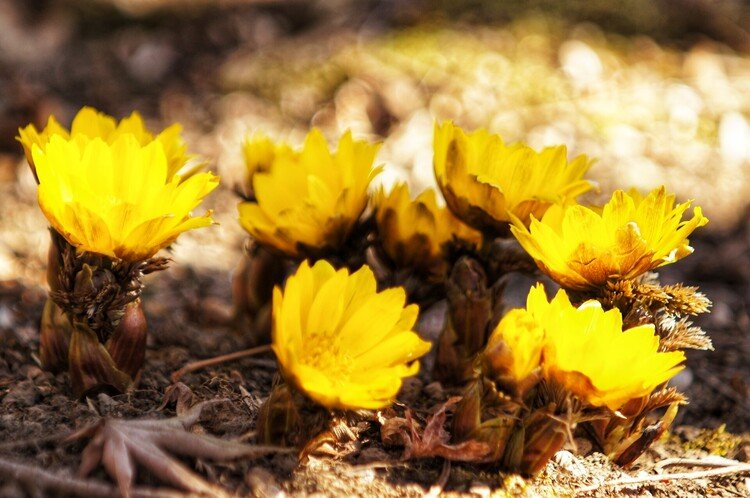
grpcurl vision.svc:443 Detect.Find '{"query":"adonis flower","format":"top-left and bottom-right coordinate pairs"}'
top-left (18, 106), bottom-right (193, 179)
top-left (528, 285), bottom-right (685, 411)
top-left (433, 121), bottom-right (593, 233)
top-left (32, 135), bottom-right (218, 262)
top-left (238, 129), bottom-right (381, 257)
top-left (374, 183), bottom-right (481, 273)
top-left (272, 260), bottom-right (431, 410)
top-left (511, 187), bottom-right (709, 290)
top-left (242, 132), bottom-right (294, 184)
top-left (483, 308), bottom-right (544, 393)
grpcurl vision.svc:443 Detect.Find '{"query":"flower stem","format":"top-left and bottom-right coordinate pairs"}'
top-left (170, 344), bottom-right (273, 383)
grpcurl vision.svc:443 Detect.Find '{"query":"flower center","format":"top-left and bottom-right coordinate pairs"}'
top-left (298, 329), bottom-right (355, 383)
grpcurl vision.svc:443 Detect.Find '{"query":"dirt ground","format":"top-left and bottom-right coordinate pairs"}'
top-left (1, 1), bottom-right (749, 497)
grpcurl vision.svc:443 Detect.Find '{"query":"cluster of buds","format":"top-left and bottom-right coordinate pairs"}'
top-left (235, 121), bottom-right (711, 472)
top-left (20, 108), bottom-right (218, 396)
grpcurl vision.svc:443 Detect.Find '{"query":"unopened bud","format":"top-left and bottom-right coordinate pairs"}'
top-left (232, 245), bottom-right (286, 344)
top-left (452, 379), bottom-right (483, 441)
top-left (73, 264), bottom-right (116, 298)
top-left (68, 322), bottom-right (132, 397)
top-left (256, 383), bottom-right (302, 446)
top-left (106, 300), bottom-right (147, 379)
top-left (519, 411), bottom-right (569, 475)
top-left (434, 256), bottom-right (494, 383)
top-left (39, 299), bottom-right (71, 372)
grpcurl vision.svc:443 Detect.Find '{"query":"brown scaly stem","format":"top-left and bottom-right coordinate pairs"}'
top-left (231, 243), bottom-right (287, 344)
top-left (433, 256), bottom-right (496, 384)
top-left (41, 229), bottom-right (168, 396)
top-left (170, 344), bottom-right (273, 383)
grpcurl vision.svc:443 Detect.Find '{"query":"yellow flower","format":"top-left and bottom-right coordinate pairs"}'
top-left (238, 129), bottom-right (381, 257)
top-left (511, 187), bottom-right (709, 290)
top-left (433, 121), bottom-right (593, 232)
top-left (526, 285), bottom-right (685, 411)
top-left (32, 135), bottom-right (218, 262)
top-left (272, 260), bottom-right (431, 410)
top-left (483, 308), bottom-right (544, 388)
top-left (18, 106), bottom-right (193, 179)
top-left (242, 132), bottom-right (294, 184)
top-left (373, 183), bottom-right (481, 273)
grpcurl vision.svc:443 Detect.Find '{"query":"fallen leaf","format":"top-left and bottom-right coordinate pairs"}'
top-left (380, 398), bottom-right (491, 462)
top-left (68, 400), bottom-right (287, 498)
top-left (158, 382), bottom-right (198, 416)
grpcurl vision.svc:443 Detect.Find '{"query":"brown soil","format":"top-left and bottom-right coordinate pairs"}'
top-left (1, 205), bottom-right (748, 497)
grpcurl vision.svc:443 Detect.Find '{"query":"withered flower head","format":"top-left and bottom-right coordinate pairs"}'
top-left (32, 135), bottom-right (218, 262)
top-left (272, 260), bottom-right (431, 410)
top-left (433, 121), bottom-right (593, 233)
top-left (511, 187), bottom-right (709, 290)
top-left (374, 183), bottom-right (481, 273)
top-left (238, 129), bottom-right (381, 257)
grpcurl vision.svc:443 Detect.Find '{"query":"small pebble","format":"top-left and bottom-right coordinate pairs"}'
top-left (669, 368), bottom-right (694, 391)
top-left (553, 450), bottom-right (588, 478)
top-left (468, 484), bottom-right (491, 497)
top-left (423, 381), bottom-right (444, 400)
top-left (246, 467), bottom-right (285, 498)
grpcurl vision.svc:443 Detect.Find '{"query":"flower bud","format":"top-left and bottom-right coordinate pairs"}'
top-left (482, 309), bottom-right (543, 397)
top-left (46, 230), bottom-right (65, 293)
top-left (453, 378), bottom-right (520, 462)
top-left (434, 256), bottom-right (494, 383)
top-left (73, 264), bottom-right (116, 299)
top-left (39, 299), bottom-right (71, 373)
top-left (68, 322), bottom-right (132, 397)
top-left (106, 300), bottom-right (147, 379)
top-left (518, 411), bottom-right (568, 475)
top-left (452, 379), bottom-right (483, 441)
top-left (232, 245), bottom-right (286, 343)
top-left (256, 383), bottom-right (302, 446)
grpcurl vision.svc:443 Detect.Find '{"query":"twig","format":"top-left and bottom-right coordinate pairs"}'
top-left (655, 456), bottom-right (743, 471)
top-left (0, 431), bottom-right (78, 450)
top-left (170, 344), bottom-right (273, 383)
top-left (425, 460), bottom-right (451, 498)
top-left (575, 463), bottom-right (750, 495)
top-left (0, 456), bottom-right (206, 498)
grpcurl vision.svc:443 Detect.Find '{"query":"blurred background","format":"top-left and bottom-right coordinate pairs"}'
top-left (3, 0), bottom-right (750, 279)
top-left (1, 2), bottom-right (749, 432)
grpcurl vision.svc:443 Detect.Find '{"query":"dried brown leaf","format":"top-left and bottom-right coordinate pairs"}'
top-left (158, 382), bottom-right (198, 416)
top-left (68, 401), bottom-right (286, 498)
top-left (380, 398), bottom-right (491, 462)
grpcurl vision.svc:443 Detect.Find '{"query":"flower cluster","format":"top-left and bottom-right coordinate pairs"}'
top-left (20, 109), bottom-right (712, 475)
top-left (235, 121), bottom-right (710, 470)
